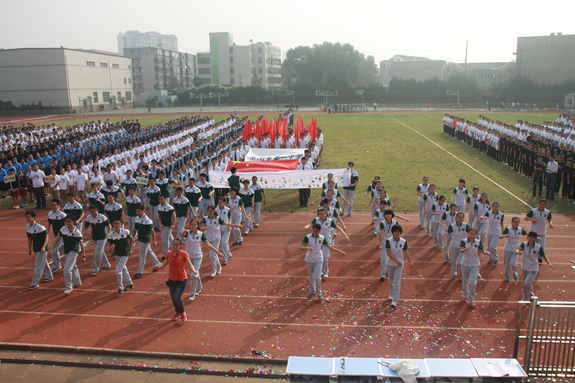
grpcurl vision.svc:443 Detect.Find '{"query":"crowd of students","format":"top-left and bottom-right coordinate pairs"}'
top-left (443, 113), bottom-right (575, 201)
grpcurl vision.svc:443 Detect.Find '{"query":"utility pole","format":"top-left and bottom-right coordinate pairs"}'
top-left (464, 40), bottom-right (468, 72)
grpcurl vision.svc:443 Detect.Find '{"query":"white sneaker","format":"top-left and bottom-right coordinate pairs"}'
top-left (216, 268), bottom-right (222, 275)
top-left (63, 289), bottom-right (73, 294)
top-left (210, 271), bottom-right (217, 277)
top-left (188, 294), bottom-right (195, 301)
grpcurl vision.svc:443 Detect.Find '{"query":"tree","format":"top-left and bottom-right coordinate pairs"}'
top-left (168, 76), bottom-right (179, 93)
top-left (251, 73), bottom-right (263, 88)
top-left (158, 102), bottom-right (163, 107)
top-left (446, 72), bottom-right (483, 103)
top-left (166, 98), bottom-right (172, 107)
top-left (192, 77), bottom-right (202, 87)
top-left (145, 98), bottom-right (155, 107)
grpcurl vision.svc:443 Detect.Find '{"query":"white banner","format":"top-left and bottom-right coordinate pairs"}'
top-left (209, 169), bottom-right (347, 189)
top-left (244, 148), bottom-right (306, 162)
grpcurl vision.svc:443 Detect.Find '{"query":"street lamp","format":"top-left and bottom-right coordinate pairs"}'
top-left (315, 90), bottom-right (338, 104)
top-left (190, 93), bottom-right (210, 111)
top-left (355, 90), bottom-right (364, 104)
top-left (446, 90), bottom-right (460, 108)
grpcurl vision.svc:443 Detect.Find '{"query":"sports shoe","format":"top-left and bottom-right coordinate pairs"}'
top-left (210, 271), bottom-right (217, 277)
top-left (99, 266), bottom-right (110, 270)
top-left (216, 268), bottom-right (222, 275)
top-left (244, 230), bottom-right (249, 235)
top-left (514, 276), bottom-right (519, 281)
top-left (27, 285), bottom-right (38, 290)
top-left (90, 270), bottom-right (99, 276)
top-left (63, 289), bottom-right (73, 294)
top-left (487, 260), bottom-right (493, 264)
top-left (493, 260), bottom-right (498, 264)
top-left (153, 267), bottom-right (160, 272)
top-left (380, 277), bottom-right (385, 282)
top-left (504, 277), bottom-right (510, 282)
top-left (440, 245), bottom-right (444, 250)
top-left (433, 244), bottom-right (437, 248)
top-left (51, 267), bottom-right (62, 273)
top-left (181, 312), bottom-right (187, 322)
top-left (444, 261), bottom-right (449, 265)
top-left (118, 288), bottom-right (124, 294)
top-left (254, 224), bottom-right (259, 228)
top-left (43, 277), bottom-right (54, 283)
top-left (222, 259), bottom-right (228, 265)
top-left (468, 302), bottom-right (476, 308)
top-left (451, 275), bottom-right (457, 280)
top-left (232, 242), bottom-right (239, 246)
top-left (124, 284), bottom-right (134, 291)
top-left (348, 213), bottom-right (351, 217)
top-left (391, 302), bottom-right (398, 308)
top-left (188, 294), bottom-right (196, 301)
top-left (134, 273), bottom-right (143, 278)
top-left (307, 293), bottom-right (314, 299)
top-left (317, 294), bottom-right (323, 301)
top-left (462, 297), bottom-right (468, 302)
top-left (238, 242), bottom-right (242, 246)
top-left (171, 313), bottom-right (181, 321)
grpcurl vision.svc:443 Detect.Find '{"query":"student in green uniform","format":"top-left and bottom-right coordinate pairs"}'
top-left (157, 194), bottom-right (176, 259)
top-left (184, 178), bottom-right (202, 220)
top-left (173, 187), bottom-right (193, 239)
top-left (146, 178), bottom-right (162, 230)
top-left (101, 180), bottom-right (123, 201)
top-left (104, 193), bottom-right (124, 226)
top-left (85, 205), bottom-right (111, 275)
top-left (63, 192), bottom-right (84, 232)
top-left (125, 187), bottom-right (141, 239)
top-left (250, 176), bottom-right (266, 228)
top-left (121, 170), bottom-right (138, 197)
top-left (227, 167), bottom-right (241, 191)
top-left (53, 214), bottom-right (85, 294)
top-left (517, 231), bottom-right (554, 300)
top-left (88, 184), bottom-right (106, 215)
top-left (342, 162), bottom-right (359, 216)
top-left (47, 199), bottom-right (66, 272)
top-left (239, 180), bottom-right (255, 235)
top-left (108, 217), bottom-right (134, 294)
top-left (196, 173), bottom-right (214, 218)
top-left (25, 210), bottom-right (53, 289)
top-left (132, 204), bottom-right (161, 278)
top-left (156, 171), bottom-right (171, 199)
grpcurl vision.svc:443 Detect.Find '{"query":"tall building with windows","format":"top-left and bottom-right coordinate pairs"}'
top-left (0, 47), bottom-right (133, 110)
top-left (197, 32), bottom-right (281, 88)
top-left (124, 48), bottom-right (196, 101)
top-left (117, 31), bottom-right (178, 54)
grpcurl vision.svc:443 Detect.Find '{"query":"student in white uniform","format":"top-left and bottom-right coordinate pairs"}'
top-left (299, 223), bottom-right (346, 301)
top-left (430, 195), bottom-right (448, 249)
top-left (473, 192), bottom-right (490, 247)
top-left (386, 225), bottom-right (412, 308)
top-left (446, 212), bottom-right (469, 278)
top-left (25, 210), bottom-right (53, 289)
top-left (422, 184), bottom-right (438, 236)
top-left (524, 199), bottom-right (553, 249)
top-left (500, 217), bottom-right (528, 282)
top-left (200, 206), bottom-right (236, 277)
top-left (466, 187), bottom-right (480, 227)
top-left (451, 179), bottom-right (468, 213)
top-left (459, 228), bottom-right (485, 308)
top-left (215, 197), bottom-right (234, 265)
top-left (416, 176), bottom-right (430, 228)
top-left (517, 231), bottom-right (554, 300)
top-left (378, 209), bottom-right (397, 282)
top-left (484, 202), bottom-right (504, 264)
top-left (439, 204), bottom-right (458, 264)
top-left (227, 187), bottom-right (246, 246)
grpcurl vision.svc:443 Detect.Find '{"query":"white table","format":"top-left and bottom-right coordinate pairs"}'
top-left (425, 358), bottom-right (478, 378)
top-left (286, 356), bottom-right (334, 375)
top-left (379, 358), bottom-right (430, 378)
top-left (337, 357), bottom-right (382, 376)
top-left (471, 358), bottom-right (527, 378)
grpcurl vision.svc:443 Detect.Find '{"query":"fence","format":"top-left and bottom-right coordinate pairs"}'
top-left (514, 297), bottom-right (575, 378)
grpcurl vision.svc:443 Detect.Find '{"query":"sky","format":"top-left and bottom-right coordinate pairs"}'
top-left (2, 0), bottom-right (573, 65)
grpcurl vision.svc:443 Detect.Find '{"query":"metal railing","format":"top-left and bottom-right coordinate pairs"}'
top-left (514, 297), bottom-right (575, 378)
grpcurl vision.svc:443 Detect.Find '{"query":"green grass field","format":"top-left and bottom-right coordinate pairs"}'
top-left (6, 111), bottom-right (572, 215)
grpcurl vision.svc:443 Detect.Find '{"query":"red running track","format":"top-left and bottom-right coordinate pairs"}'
top-left (0, 209), bottom-right (573, 361)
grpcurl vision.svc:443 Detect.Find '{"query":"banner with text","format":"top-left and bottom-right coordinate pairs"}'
top-left (244, 148), bottom-right (306, 162)
top-left (225, 160), bottom-right (299, 172)
top-left (209, 168), bottom-right (347, 189)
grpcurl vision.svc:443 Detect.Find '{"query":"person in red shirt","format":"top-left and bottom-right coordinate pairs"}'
top-left (154, 238), bottom-right (198, 322)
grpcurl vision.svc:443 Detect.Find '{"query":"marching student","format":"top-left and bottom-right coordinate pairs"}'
top-left (386, 224), bottom-right (413, 308)
top-left (524, 199), bottom-right (553, 249)
top-left (58, 168), bottom-right (70, 202)
top-left (104, 193), bottom-right (124, 226)
top-left (47, 199), bottom-right (66, 272)
top-left (184, 178), bottom-right (202, 220)
top-left (378, 209), bottom-right (398, 282)
top-left (459, 227), bottom-right (485, 307)
top-left (215, 197), bottom-right (234, 265)
top-left (239, 179), bottom-right (255, 235)
top-left (430, 194), bottom-right (448, 248)
top-left (84, 205), bottom-right (111, 276)
top-left (181, 219), bottom-right (209, 300)
top-left (132, 204), bottom-right (161, 279)
top-left (52, 214), bottom-right (85, 294)
top-left (157, 194), bottom-right (176, 260)
top-left (439, 203), bottom-right (458, 265)
top-left (304, 208), bottom-right (349, 278)
top-left (416, 176), bottom-right (430, 228)
top-left (146, 178), bottom-right (162, 231)
top-left (154, 238), bottom-right (198, 322)
top-left (227, 187), bottom-right (246, 246)
top-left (250, 176), bottom-right (266, 228)
top-left (484, 201), bottom-right (504, 264)
top-left (319, 197), bottom-right (347, 232)
top-left (200, 206), bottom-right (237, 277)
top-left (63, 192), bottom-right (84, 232)
top-left (125, 187), bottom-right (141, 239)
top-left (300, 223), bottom-right (346, 301)
top-left (173, 187), bottom-right (193, 239)
top-left (365, 178), bottom-right (382, 224)
top-left (196, 173), bottom-right (214, 217)
top-left (500, 217), bottom-right (528, 281)
top-left (422, 184), bottom-right (438, 236)
top-left (88, 184), bottom-right (106, 215)
top-left (121, 169), bottom-right (138, 197)
top-left (156, 171), bottom-right (171, 199)
top-left (451, 179), bottom-right (468, 213)
top-left (341, 162), bottom-right (359, 216)
top-left (446, 212), bottom-right (469, 278)
top-left (473, 192), bottom-right (491, 248)
top-left (101, 180), bottom-right (123, 202)
top-left (74, 167), bottom-right (88, 207)
top-left (517, 231), bottom-right (554, 300)
top-left (107, 217), bottom-right (134, 294)
top-left (227, 167), bottom-right (241, 192)
top-left (25, 210), bottom-right (53, 289)
top-left (466, 187), bottom-right (480, 227)
top-left (48, 167), bottom-right (60, 202)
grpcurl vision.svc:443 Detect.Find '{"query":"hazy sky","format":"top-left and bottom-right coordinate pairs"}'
top-left (2, 0), bottom-right (573, 64)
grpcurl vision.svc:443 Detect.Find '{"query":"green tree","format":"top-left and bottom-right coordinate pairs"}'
top-left (165, 98), bottom-right (172, 107)
top-left (251, 74), bottom-right (263, 88)
top-left (167, 77), bottom-right (179, 93)
top-left (192, 77), bottom-right (202, 87)
top-left (145, 98), bottom-right (155, 107)
top-left (446, 71), bottom-right (483, 103)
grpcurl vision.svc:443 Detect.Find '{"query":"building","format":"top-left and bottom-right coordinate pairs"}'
top-left (117, 30), bottom-right (178, 54)
top-left (198, 32), bottom-right (281, 89)
top-left (456, 62), bottom-right (516, 85)
top-left (379, 55), bottom-right (453, 86)
top-left (565, 93), bottom-right (575, 109)
top-left (0, 47), bottom-right (133, 110)
top-left (516, 33), bottom-right (575, 85)
top-left (124, 47), bottom-right (196, 103)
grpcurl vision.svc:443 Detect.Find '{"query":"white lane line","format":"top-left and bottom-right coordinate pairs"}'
top-left (0, 309), bottom-right (513, 331)
top-left (394, 119), bottom-right (533, 209)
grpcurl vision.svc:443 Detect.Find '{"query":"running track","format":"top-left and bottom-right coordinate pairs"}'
top-left (0, 209), bottom-right (573, 361)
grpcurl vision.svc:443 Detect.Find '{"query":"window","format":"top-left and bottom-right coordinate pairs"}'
top-left (128, 65), bottom-right (131, 69)
top-left (258, 57), bottom-right (263, 64)
top-left (258, 68), bottom-right (263, 74)
top-left (100, 62), bottom-right (108, 68)
top-left (231, 77), bottom-right (235, 84)
top-left (103, 92), bottom-right (110, 102)
top-left (128, 78), bottom-right (131, 84)
top-left (112, 64), bottom-right (119, 68)
top-left (117, 91), bottom-right (122, 98)
top-left (125, 91), bottom-right (132, 101)
top-left (251, 57), bottom-right (254, 64)
top-left (230, 67), bottom-right (234, 74)
top-left (198, 57), bottom-right (210, 65)
top-left (86, 61), bottom-right (95, 66)
top-left (123, 78), bottom-right (127, 84)
top-left (230, 56), bottom-right (234, 63)
top-left (258, 48), bottom-right (262, 54)
top-left (198, 68), bottom-right (211, 75)
top-left (93, 92), bottom-right (98, 103)
top-left (229, 47), bottom-right (233, 53)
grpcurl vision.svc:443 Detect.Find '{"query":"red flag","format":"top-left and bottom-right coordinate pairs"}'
top-left (279, 117), bottom-right (287, 143)
top-left (262, 117), bottom-right (269, 136)
top-left (270, 119), bottom-right (277, 145)
top-left (242, 120), bottom-right (251, 141)
top-left (305, 117), bottom-right (316, 144)
top-left (225, 159), bottom-right (299, 172)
